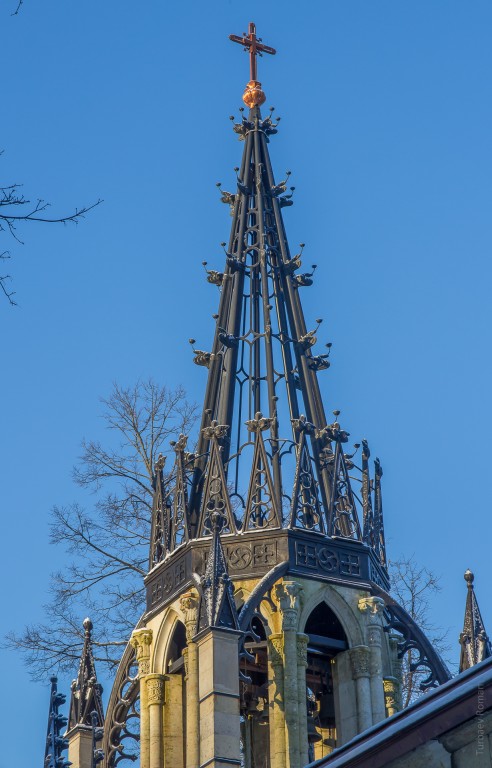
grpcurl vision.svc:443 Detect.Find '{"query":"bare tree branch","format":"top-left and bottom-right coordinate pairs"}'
top-left (0, 156), bottom-right (102, 304)
top-left (4, 380), bottom-right (198, 680)
top-left (389, 555), bottom-right (452, 707)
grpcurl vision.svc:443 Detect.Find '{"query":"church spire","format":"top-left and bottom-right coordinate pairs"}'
top-left (459, 569), bottom-right (492, 672)
top-left (68, 618), bottom-right (104, 730)
top-left (146, 22), bottom-right (389, 593)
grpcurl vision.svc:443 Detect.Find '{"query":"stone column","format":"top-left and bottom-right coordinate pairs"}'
top-left (67, 726), bottom-right (92, 768)
top-left (196, 627), bottom-right (242, 768)
top-left (383, 677), bottom-right (400, 717)
top-left (296, 633), bottom-right (309, 767)
top-left (181, 591), bottom-right (200, 768)
top-left (358, 597), bottom-right (386, 724)
top-left (164, 674), bottom-right (184, 768)
top-left (147, 674), bottom-right (165, 768)
top-left (267, 633), bottom-right (286, 768)
top-left (130, 628), bottom-right (153, 768)
top-left (275, 581), bottom-right (302, 768)
top-left (349, 646), bottom-right (372, 733)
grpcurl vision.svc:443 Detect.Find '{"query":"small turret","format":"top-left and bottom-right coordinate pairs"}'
top-left (66, 618), bottom-right (104, 768)
top-left (459, 569), bottom-right (492, 672)
top-left (197, 511), bottom-right (240, 632)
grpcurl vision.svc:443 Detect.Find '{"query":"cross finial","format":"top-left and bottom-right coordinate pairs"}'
top-left (229, 22), bottom-right (276, 108)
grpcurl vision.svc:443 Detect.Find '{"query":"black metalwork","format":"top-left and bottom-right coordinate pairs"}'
top-left (102, 641), bottom-right (140, 766)
top-left (197, 511), bottom-right (240, 632)
top-left (381, 596), bottom-right (451, 691)
top-left (146, 22), bottom-right (389, 595)
top-left (91, 710), bottom-right (105, 768)
top-left (459, 569), bottom-right (492, 673)
top-left (68, 617), bottom-right (104, 731)
top-left (44, 677), bottom-right (70, 768)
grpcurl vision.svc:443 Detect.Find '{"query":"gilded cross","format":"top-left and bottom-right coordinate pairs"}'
top-left (229, 22), bottom-right (276, 82)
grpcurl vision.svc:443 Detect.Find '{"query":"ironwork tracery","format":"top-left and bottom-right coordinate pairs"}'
top-left (102, 641), bottom-right (140, 767)
top-left (148, 98), bottom-right (388, 588)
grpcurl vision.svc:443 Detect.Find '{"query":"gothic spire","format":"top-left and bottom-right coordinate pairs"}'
top-left (197, 511), bottom-right (240, 632)
top-left (147, 22), bottom-right (389, 592)
top-left (44, 677), bottom-right (70, 768)
top-left (459, 569), bottom-right (492, 673)
top-left (68, 618), bottom-right (104, 730)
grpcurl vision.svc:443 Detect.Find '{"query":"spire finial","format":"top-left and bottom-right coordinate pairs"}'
top-left (197, 510), bottom-right (239, 632)
top-left (459, 568), bottom-right (492, 672)
top-left (68, 618), bottom-right (104, 730)
top-left (229, 22), bottom-right (276, 108)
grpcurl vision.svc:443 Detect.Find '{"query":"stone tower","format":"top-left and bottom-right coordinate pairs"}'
top-left (89, 21), bottom-right (452, 768)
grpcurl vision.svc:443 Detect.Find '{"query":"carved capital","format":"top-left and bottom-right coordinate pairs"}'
top-left (146, 674), bottom-right (165, 705)
top-left (180, 590), bottom-right (199, 642)
top-left (296, 633), bottom-right (309, 668)
top-left (275, 581), bottom-right (302, 631)
top-left (268, 633), bottom-right (284, 668)
top-left (130, 628), bottom-right (153, 677)
top-left (358, 596), bottom-right (385, 618)
top-left (383, 676), bottom-right (400, 716)
top-left (349, 645), bottom-right (371, 679)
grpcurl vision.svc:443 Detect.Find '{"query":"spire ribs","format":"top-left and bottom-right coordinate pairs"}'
top-left (147, 58), bottom-right (388, 588)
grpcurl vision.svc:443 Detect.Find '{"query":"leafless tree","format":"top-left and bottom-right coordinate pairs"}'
top-left (0, 172), bottom-right (102, 305)
top-left (5, 380), bottom-right (198, 680)
top-left (389, 556), bottom-right (452, 707)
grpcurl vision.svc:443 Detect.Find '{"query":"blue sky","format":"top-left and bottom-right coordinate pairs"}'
top-left (1, 1), bottom-right (492, 765)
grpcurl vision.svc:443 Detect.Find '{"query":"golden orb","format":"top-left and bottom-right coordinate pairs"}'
top-left (243, 80), bottom-right (266, 108)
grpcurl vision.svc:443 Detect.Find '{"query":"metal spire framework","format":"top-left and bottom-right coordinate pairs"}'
top-left (459, 569), bottom-right (492, 673)
top-left (68, 618), bottom-right (105, 730)
top-left (44, 677), bottom-right (70, 768)
top-left (146, 21), bottom-right (389, 615)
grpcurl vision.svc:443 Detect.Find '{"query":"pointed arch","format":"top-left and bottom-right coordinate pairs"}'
top-left (298, 585), bottom-right (364, 648)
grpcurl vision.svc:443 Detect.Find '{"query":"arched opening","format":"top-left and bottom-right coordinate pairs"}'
top-left (240, 615), bottom-right (270, 768)
top-left (165, 620), bottom-right (187, 673)
top-left (164, 621), bottom-right (187, 766)
top-left (304, 602), bottom-right (348, 761)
